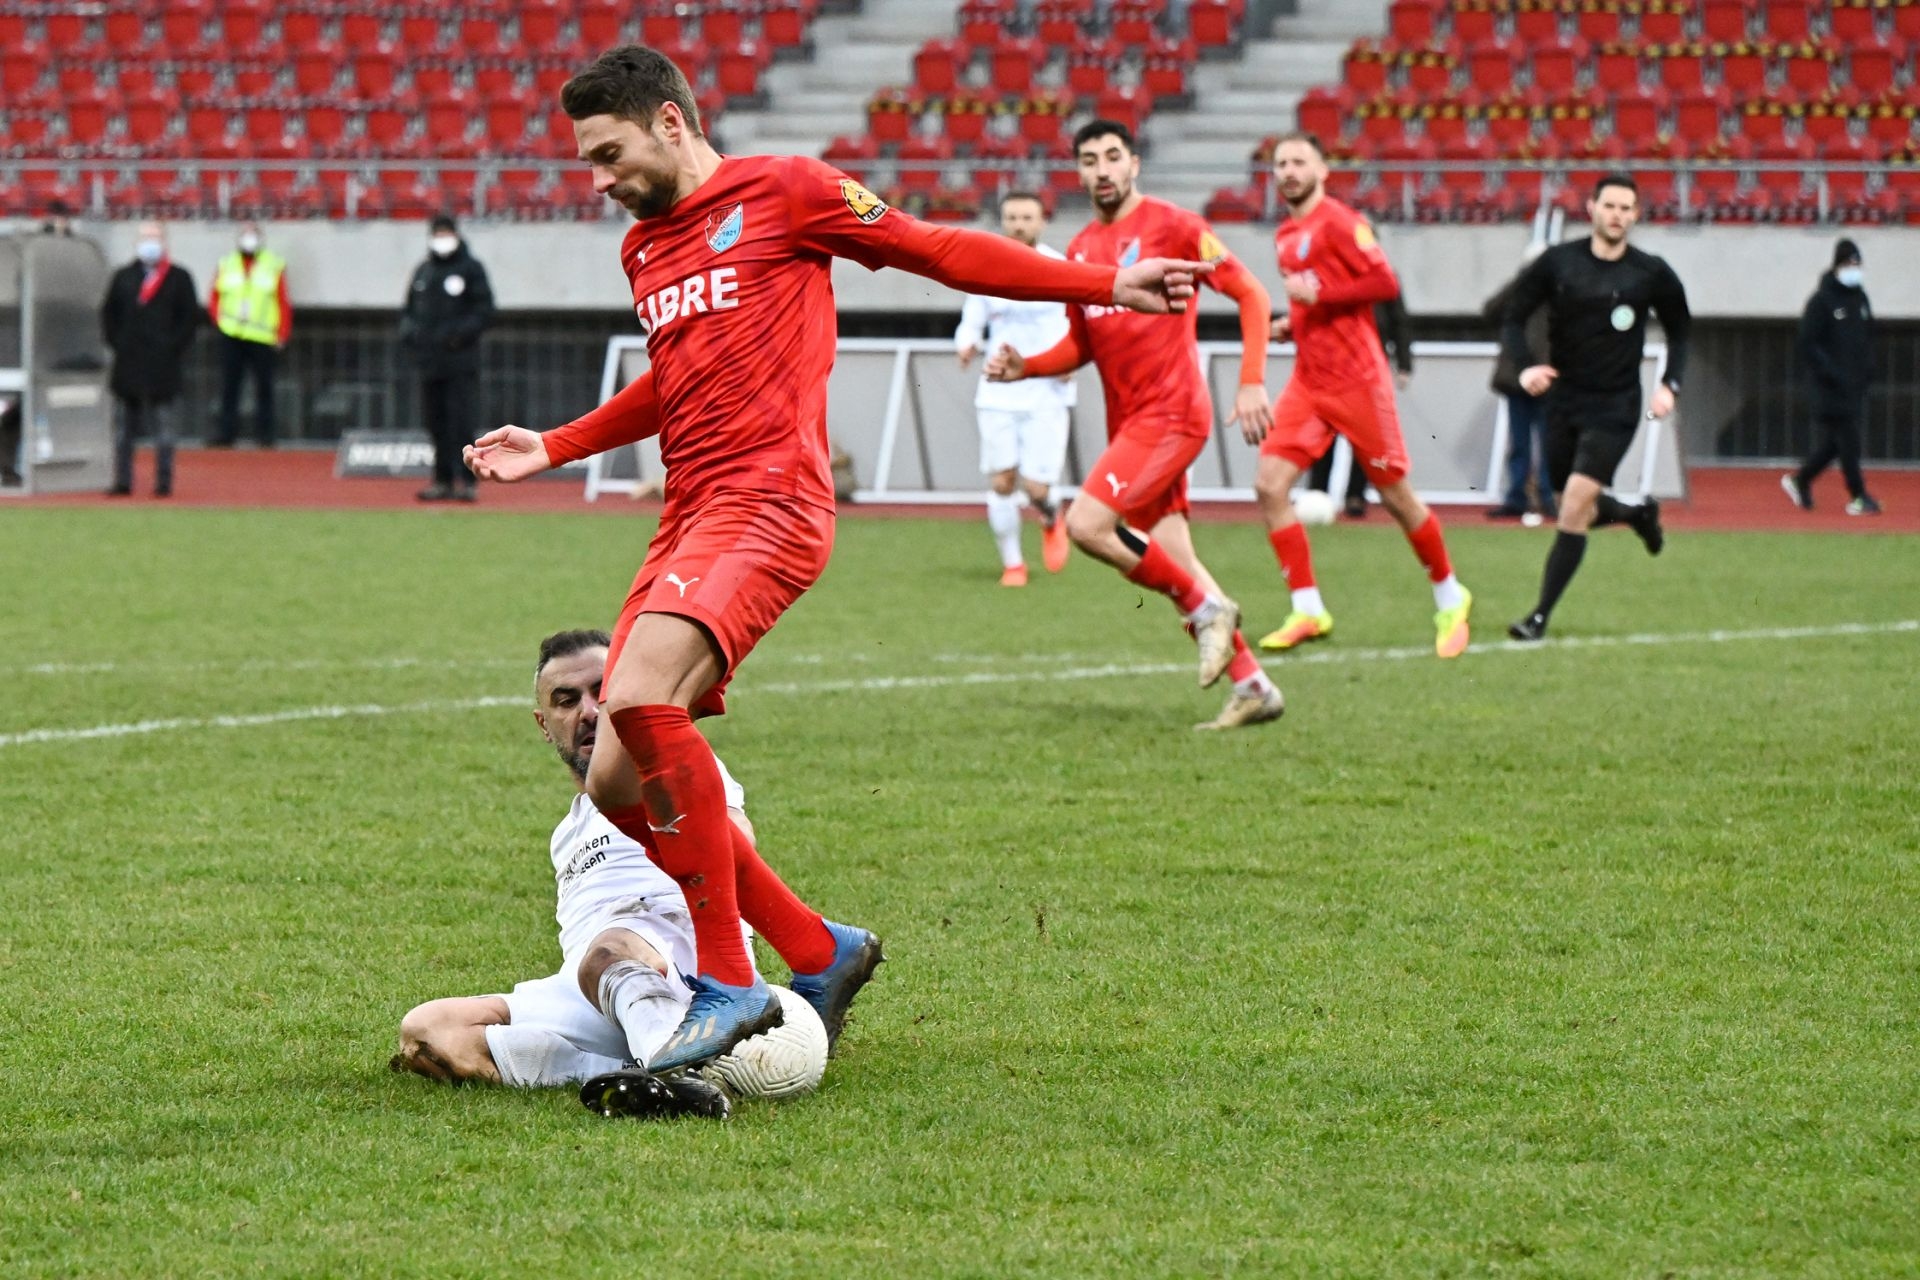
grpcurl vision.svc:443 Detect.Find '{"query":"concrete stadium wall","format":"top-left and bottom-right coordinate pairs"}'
top-left (66, 217), bottom-right (1920, 320)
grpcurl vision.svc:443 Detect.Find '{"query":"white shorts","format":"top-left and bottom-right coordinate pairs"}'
top-left (978, 406), bottom-right (1070, 484)
top-left (496, 895), bottom-right (699, 1061)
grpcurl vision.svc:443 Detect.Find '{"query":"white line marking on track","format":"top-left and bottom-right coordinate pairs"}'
top-left (2, 620), bottom-right (1912, 749)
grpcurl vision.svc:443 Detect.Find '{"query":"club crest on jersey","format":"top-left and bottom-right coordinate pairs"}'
top-left (1118, 237), bottom-right (1141, 268)
top-left (706, 203), bottom-right (744, 253)
top-left (840, 179), bottom-right (888, 224)
top-left (1296, 232), bottom-right (1313, 260)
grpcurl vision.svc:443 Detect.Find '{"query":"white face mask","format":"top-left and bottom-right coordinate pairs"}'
top-left (430, 235), bottom-right (459, 258)
top-left (238, 233), bottom-right (261, 254)
top-left (1835, 266), bottom-right (1863, 288)
top-left (135, 239), bottom-right (164, 265)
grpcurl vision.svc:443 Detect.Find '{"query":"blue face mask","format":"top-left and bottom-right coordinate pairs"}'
top-left (135, 240), bottom-right (163, 265)
top-left (1836, 266), bottom-right (1863, 289)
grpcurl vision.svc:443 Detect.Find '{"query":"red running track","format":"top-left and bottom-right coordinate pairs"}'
top-left (9, 448), bottom-right (1917, 534)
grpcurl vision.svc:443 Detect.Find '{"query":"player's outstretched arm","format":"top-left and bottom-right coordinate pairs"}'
top-left (540, 369), bottom-right (665, 469)
top-left (1212, 258), bottom-right (1275, 442)
top-left (465, 426), bottom-right (552, 483)
top-left (987, 320), bottom-right (1090, 383)
top-left (876, 218), bottom-right (1212, 315)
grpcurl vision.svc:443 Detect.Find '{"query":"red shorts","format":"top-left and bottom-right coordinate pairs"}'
top-left (1260, 375), bottom-right (1409, 486)
top-left (1084, 423), bottom-right (1208, 530)
top-left (606, 492), bottom-right (835, 718)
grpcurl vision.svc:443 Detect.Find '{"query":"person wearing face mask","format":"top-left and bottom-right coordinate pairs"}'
top-left (1782, 240), bottom-right (1880, 516)
top-left (208, 220), bottom-right (292, 449)
top-left (99, 221), bottom-right (202, 497)
top-left (400, 213), bottom-right (495, 502)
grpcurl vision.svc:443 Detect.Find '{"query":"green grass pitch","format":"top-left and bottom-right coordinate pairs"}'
top-left (2, 505), bottom-right (1916, 1278)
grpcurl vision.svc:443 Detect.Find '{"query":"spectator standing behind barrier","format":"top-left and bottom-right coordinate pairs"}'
top-left (208, 220), bottom-right (291, 449)
top-left (100, 220), bottom-right (201, 498)
top-left (401, 213), bottom-right (494, 503)
top-left (1783, 239), bottom-right (1881, 516)
top-left (1304, 294), bottom-right (1413, 519)
top-left (1482, 245), bottom-right (1554, 521)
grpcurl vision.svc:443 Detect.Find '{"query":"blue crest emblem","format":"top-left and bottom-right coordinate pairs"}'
top-left (1296, 231), bottom-right (1313, 260)
top-left (706, 203), bottom-right (744, 253)
top-left (1118, 237), bottom-right (1141, 268)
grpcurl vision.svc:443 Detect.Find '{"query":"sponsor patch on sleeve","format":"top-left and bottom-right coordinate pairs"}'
top-left (1354, 220), bottom-right (1379, 250)
top-left (1197, 229), bottom-right (1229, 263)
top-left (840, 179), bottom-right (888, 225)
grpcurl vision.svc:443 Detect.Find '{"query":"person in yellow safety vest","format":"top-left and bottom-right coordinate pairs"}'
top-left (208, 220), bottom-right (292, 448)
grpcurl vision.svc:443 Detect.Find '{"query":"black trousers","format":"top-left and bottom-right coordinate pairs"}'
top-left (1795, 407), bottom-right (1867, 499)
top-left (112, 394), bottom-right (177, 493)
top-left (421, 372), bottom-right (479, 489)
top-left (216, 334), bottom-right (276, 445)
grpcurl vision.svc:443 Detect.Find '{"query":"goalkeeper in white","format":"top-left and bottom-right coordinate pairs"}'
top-left (392, 628), bottom-right (755, 1096)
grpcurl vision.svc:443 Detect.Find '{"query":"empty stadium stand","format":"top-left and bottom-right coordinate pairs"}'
top-left (1206, 0), bottom-right (1920, 225)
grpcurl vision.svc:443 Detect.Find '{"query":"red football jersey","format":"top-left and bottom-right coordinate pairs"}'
top-left (1064, 196), bottom-right (1233, 439)
top-left (616, 154), bottom-right (914, 514)
top-left (1273, 196), bottom-right (1401, 393)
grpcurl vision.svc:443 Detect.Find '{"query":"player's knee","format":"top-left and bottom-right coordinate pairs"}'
top-left (1064, 499), bottom-right (1111, 548)
top-left (576, 929), bottom-right (667, 1007)
top-left (987, 471), bottom-right (1018, 496)
top-left (394, 1002), bottom-right (461, 1083)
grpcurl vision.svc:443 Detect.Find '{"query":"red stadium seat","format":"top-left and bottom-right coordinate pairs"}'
top-left (990, 36), bottom-right (1042, 95)
top-left (1425, 102), bottom-right (1473, 146)
top-left (64, 92), bottom-right (113, 150)
top-left (762, 1), bottom-right (817, 50)
top-left (1613, 89), bottom-right (1668, 141)
top-left (293, 46), bottom-right (341, 97)
top-left (1848, 39), bottom-right (1906, 96)
top-left (1466, 39), bottom-right (1518, 94)
top-left (1344, 40), bottom-right (1390, 95)
top-left (425, 90), bottom-right (479, 154)
top-left (340, 12), bottom-right (384, 47)
top-left (220, 0), bottom-right (269, 51)
top-left (1529, 37), bottom-right (1588, 94)
top-left (1866, 101), bottom-right (1919, 151)
top-left (896, 136), bottom-right (953, 194)
top-left (700, 7), bottom-right (744, 48)
top-left (1389, 0), bottom-right (1440, 44)
top-left (1019, 94), bottom-right (1072, 148)
top-left (1829, 1), bottom-right (1879, 43)
top-left (125, 92), bottom-right (177, 150)
top-left (400, 13), bottom-right (448, 52)
top-left (483, 102), bottom-right (528, 152)
top-left (718, 43), bottom-right (772, 100)
top-left (1483, 99), bottom-right (1537, 149)
top-left (1718, 43), bottom-right (1769, 95)
top-left (1450, 1), bottom-right (1497, 43)
top-left (1188, 0), bottom-right (1238, 48)
top-left (1110, 2), bottom-right (1161, 47)
top-left (1296, 86), bottom-right (1350, 141)
top-left (1142, 37), bottom-right (1196, 101)
top-left (1657, 45), bottom-right (1710, 93)
top-left (577, 1), bottom-right (628, 49)
top-left (1781, 42), bottom-right (1836, 97)
top-left (914, 39), bottom-right (965, 94)
top-left (958, 0), bottom-right (1015, 47)
top-left (305, 105), bottom-right (347, 153)
top-left (1638, 1), bottom-right (1689, 41)
top-left (353, 49), bottom-right (399, 99)
top-left (867, 90), bottom-right (918, 144)
top-left (233, 62), bottom-right (280, 98)
top-left (161, 3), bottom-right (213, 53)
top-left (1761, 0), bottom-right (1811, 42)
top-left (1574, 5), bottom-right (1625, 43)
top-left (1204, 184), bottom-right (1265, 223)
top-left (1036, 0), bottom-right (1096, 46)
top-left (1675, 87), bottom-right (1732, 143)
top-left (1738, 101), bottom-right (1789, 144)
top-left (940, 93), bottom-right (991, 145)
top-left (1405, 41), bottom-right (1460, 95)
top-left (1699, 0), bottom-right (1752, 43)
top-left (1094, 85), bottom-right (1152, 133)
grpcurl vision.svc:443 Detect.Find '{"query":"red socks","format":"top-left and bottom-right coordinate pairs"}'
top-left (1226, 631), bottom-right (1261, 684)
top-left (1125, 539), bottom-right (1207, 613)
top-left (1406, 513), bottom-right (1453, 583)
top-left (730, 822), bottom-right (835, 974)
top-left (603, 705), bottom-right (755, 986)
top-left (1268, 523), bottom-right (1317, 589)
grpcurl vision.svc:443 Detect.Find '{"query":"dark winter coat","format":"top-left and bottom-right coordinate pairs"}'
top-left (1374, 294), bottom-right (1414, 377)
top-left (1798, 270), bottom-right (1873, 418)
top-left (1482, 269), bottom-right (1549, 399)
top-left (400, 242), bottom-right (495, 378)
top-left (100, 259), bottom-right (202, 402)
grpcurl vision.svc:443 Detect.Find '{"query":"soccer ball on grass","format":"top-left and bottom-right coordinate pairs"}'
top-left (699, 984), bottom-right (828, 1100)
top-left (1292, 489), bottom-right (1339, 526)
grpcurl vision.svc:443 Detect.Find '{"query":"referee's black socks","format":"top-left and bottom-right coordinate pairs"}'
top-left (1535, 530), bottom-right (1588, 620)
top-left (1592, 493), bottom-right (1635, 527)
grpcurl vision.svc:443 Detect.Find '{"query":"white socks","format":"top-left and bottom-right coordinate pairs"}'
top-left (1291, 586), bottom-right (1327, 617)
top-left (595, 959), bottom-right (687, 1069)
top-left (483, 1025), bottom-right (622, 1087)
top-left (1433, 574), bottom-right (1466, 611)
top-left (986, 490), bottom-right (1024, 569)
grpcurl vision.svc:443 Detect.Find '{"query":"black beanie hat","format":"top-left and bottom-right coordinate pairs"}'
top-left (1833, 238), bottom-right (1862, 267)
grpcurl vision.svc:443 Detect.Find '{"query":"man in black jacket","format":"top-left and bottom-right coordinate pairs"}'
top-left (1482, 246), bottom-right (1554, 521)
top-left (100, 220), bottom-right (202, 497)
top-left (401, 214), bottom-right (495, 502)
top-left (1783, 240), bottom-right (1880, 516)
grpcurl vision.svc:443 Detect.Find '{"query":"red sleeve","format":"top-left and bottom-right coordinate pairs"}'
top-left (541, 370), bottom-right (662, 465)
top-left (276, 272), bottom-right (292, 345)
top-left (1020, 308), bottom-right (1092, 377)
top-left (785, 156), bottom-right (1115, 304)
top-left (1315, 215), bottom-right (1400, 307)
top-left (1193, 218), bottom-right (1272, 386)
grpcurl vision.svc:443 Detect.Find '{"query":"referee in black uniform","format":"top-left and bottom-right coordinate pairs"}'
top-left (1499, 173), bottom-right (1691, 641)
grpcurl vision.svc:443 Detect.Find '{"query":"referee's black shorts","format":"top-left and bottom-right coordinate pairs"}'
top-left (1544, 386), bottom-right (1641, 492)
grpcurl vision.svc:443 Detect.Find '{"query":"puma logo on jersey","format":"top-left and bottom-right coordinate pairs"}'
top-left (635, 241), bottom-right (653, 266)
top-left (665, 573), bottom-right (700, 597)
top-left (636, 267), bottom-right (739, 336)
top-left (648, 814), bottom-right (686, 835)
top-left (1105, 472), bottom-right (1128, 497)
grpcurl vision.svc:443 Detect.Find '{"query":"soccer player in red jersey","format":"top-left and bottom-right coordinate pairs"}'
top-left (984, 120), bottom-right (1284, 730)
top-left (1257, 133), bottom-right (1473, 659)
top-left (461, 49), bottom-right (1212, 1075)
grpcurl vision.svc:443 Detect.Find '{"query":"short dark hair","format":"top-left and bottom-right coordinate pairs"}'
top-left (561, 44), bottom-right (704, 137)
top-left (999, 190), bottom-right (1047, 212)
top-left (1274, 130), bottom-right (1327, 159)
top-left (1072, 119), bottom-right (1135, 154)
top-left (535, 629), bottom-right (612, 689)
top-left (1592, 172), bottom-right (1639, 202)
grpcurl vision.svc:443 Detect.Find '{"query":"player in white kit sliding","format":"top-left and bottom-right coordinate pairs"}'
top-left (955, 191), bottom-right (1077, 586)
top-left (392, 628), bottom-right (752, 1119)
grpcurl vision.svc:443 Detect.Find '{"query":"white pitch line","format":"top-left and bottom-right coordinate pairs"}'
top-left (1, 620), bottom-right (1912, 750)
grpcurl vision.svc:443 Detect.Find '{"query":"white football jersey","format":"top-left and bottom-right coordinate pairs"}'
top-left (548, 759), bottom-right (746, 958)
top-left (955, 243), bottom-right (1078, 412)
